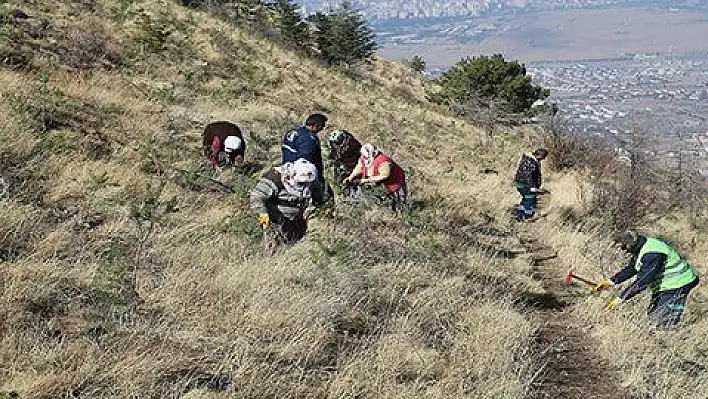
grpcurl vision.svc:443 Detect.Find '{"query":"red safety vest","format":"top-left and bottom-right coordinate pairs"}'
top-left (359, 153), bottom-right (406, 193)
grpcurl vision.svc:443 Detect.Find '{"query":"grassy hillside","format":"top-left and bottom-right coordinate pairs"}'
top-left (1, 0), bottom-right (707, 397)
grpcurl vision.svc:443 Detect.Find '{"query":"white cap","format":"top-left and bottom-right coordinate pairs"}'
top-left (292, 158), bottom-right (317, 184)
top-left (223, 136), bottom-right (242, 152)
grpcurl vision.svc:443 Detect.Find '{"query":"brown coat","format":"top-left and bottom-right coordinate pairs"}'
top-left (202, 121), bottom-right (245, 165)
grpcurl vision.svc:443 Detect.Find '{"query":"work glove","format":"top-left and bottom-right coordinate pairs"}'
top-left (258, 214), bottom-right (270, 230)
top-left (342, 176), bottom-right (353, 185)
top-left (606, 297), bottom-right (622, 311)
top-left (590, 279), bottom-right (614, 294)
top-left (322, 207), bottom-right (335, 218)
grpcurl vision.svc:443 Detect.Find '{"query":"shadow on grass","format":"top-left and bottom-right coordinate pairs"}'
top-left (161, 369), bottom-right (233, 393)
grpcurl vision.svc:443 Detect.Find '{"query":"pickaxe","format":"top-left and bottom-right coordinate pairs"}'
top-left (565, 268), bottom-right (598, 287)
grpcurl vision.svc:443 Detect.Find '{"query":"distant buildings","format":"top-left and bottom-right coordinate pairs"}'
top-left (296, 1), bottom-right (702, 22)
top-left (528, 56), bottom-right (708, 166)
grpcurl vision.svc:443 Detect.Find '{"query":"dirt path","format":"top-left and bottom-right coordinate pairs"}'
top-left (518, 232), bottom-right (638, 399)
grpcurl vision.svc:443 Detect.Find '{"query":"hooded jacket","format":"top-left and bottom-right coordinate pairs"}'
top-left (250, 166), bottom-right (324, 221)
top-left (514, 153), bottom-right (542, 189)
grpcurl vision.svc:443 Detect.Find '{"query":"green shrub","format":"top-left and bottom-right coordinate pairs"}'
top-left (429, 54), bottom-right (549, 114)
top-left (269, 0), bottom-right (313, 54)
top-left (131, 10), bottom-right (172, 53)
top-left (92, 257), bottom-right (133, 315)
top-left (129, 182), bottom-right (177, 230)
top-left (407, 55), bottom-right (426, 74)
top-left (37, 131), bottom-right (73, 155)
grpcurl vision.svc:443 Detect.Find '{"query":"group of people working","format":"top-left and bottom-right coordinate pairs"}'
top-left (202, 113), bottom-right (407, 245)
top-left (202, 115), bottom-right (700, 330)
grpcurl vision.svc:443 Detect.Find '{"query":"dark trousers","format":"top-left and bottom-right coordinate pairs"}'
top-left (389, 185), bottom-right (407, 213)
top-left (515, 185), bottom-right (538, 220)
top-left (266, 215), bottom-right (307, 247)
top-left (648, 277), bottom-right (699, 329)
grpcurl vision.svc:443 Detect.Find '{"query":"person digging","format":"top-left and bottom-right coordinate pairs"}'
top-left (326, 129), bottom-right (362, 186)
top-left (592, 230), bottom-right (700, 329)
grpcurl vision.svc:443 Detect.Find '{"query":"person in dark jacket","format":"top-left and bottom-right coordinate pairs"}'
top-left (250, 159), bottom-right (324, 246)
top-left (593, 230), bottom-right (700, 329)
top-left (282, 114), bottom-right (327, 183)
top-left (513, 148), bottom-right (548, 221)
top-left (326, 129), bottom-right (362, 185)
top-left (202, 121), bottom-right (245, 167)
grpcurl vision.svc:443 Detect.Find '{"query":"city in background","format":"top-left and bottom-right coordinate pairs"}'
top-left (295, 0), bottom-right (708, 172)
top-left (297, 0), bottom-right (708, 21)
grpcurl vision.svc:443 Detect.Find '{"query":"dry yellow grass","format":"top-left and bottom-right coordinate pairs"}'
top-left (0, 0), bottom-right (706, 397)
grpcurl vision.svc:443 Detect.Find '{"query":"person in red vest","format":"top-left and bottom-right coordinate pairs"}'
top-left (343, 143), bottom-right (407, 212)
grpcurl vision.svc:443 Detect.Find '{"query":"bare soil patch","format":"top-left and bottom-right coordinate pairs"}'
top-left (519, 232), bottom-right (640, 399)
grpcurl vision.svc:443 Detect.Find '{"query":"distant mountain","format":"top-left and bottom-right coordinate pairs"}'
top-left (295, 0), bottom-right (708, 22)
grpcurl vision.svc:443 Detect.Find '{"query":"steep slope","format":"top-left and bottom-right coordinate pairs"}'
top-left (0, 1), bottom-right (540, 396)
top-left (1, 1), bottom-right (707, 398)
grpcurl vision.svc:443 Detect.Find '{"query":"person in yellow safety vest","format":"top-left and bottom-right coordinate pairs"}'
top-left (593, 230), bottom-right (699, 329)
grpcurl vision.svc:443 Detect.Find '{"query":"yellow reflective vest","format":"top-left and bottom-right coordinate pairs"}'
top-left (635, 238), bottom-right (698, 293)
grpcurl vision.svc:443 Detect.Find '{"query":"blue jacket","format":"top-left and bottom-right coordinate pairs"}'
top-left (282, 126), bottom-right (324, 182)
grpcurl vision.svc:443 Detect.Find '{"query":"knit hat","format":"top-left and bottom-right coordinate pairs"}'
top-left (223, 136), bottom-right (242, 152)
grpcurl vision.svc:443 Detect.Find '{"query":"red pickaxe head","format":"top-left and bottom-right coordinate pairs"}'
top-left (565, 269), bottom-right (598, 287)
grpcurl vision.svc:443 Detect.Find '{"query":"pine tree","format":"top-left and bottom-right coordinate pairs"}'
top-left (429, 54), bottom-right (549, 114)
top-left (309, 1), bottom-right (377, 67)
top-left (269, 0), bottom-right (312, 54)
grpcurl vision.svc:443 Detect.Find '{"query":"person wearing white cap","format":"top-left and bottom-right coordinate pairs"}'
top-left (202, 121), bottom-right (246, 167)
top-left (250, 159), bottom-right (325, 245)
top-left (223, 135), bottom-right (244, 163)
